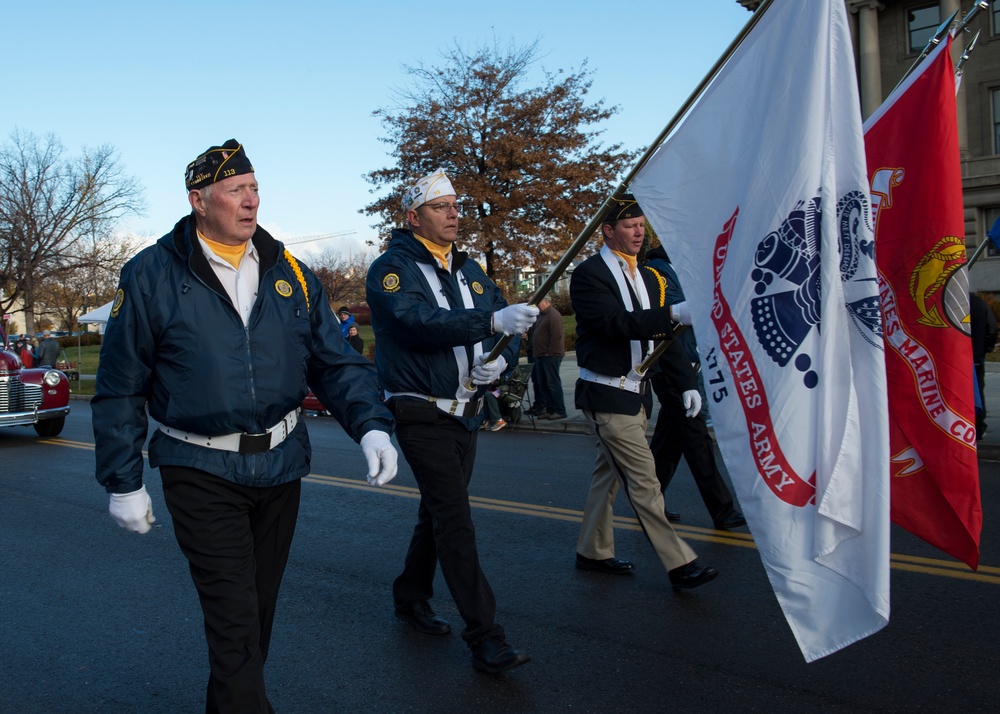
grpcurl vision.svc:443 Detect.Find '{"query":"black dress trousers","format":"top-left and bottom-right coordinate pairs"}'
top-left (161, 465), bottom-right (300, 714)
top-left (391, 409), bottom-right (502, 647)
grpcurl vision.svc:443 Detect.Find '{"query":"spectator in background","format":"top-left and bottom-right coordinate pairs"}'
top-left (36, 330), bottom-right (60, 367)
top-left (19, 339), bottom-right (34, 367)
top-left (346, 324), bottom-right (365, 354)
top-left (482, 387), bottom-right (507, 432)
top-left (531, 297), bottom-right (566, 420)
top-left (970, 292), bottom-right (998, 439)
top-left (337, 306), bottom-right (356, 340)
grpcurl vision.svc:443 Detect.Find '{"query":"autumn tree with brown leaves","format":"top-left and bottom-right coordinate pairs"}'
top-left (363, 40), bottom-right (637, 285)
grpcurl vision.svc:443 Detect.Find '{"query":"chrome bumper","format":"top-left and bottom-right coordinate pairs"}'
top-left (0, 405), bottom-right (71, 428)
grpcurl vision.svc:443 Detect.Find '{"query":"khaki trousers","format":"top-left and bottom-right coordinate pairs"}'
top-left (576, 408), bottom-right (697, 573)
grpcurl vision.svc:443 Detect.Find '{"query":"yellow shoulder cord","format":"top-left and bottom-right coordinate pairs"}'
top-left (645, 266), bottom-right (667, 308)
top-left (284, 249), bottom-right (310, 311)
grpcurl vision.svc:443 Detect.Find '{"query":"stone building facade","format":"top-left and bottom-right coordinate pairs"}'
top-left (738, 0), bottom-right (1000, 291)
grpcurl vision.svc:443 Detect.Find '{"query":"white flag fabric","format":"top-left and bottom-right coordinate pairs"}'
top-left (632, 0), bottom-right (890, 662)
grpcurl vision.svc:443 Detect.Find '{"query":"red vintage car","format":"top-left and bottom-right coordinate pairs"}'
top-left (0, 323), bottom-right (71, 436)
top-left (301, 390), bottom-right (329, 416)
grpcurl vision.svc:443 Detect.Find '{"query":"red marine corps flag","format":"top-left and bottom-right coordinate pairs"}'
top-left (863, 37), bottom-right (982, 569)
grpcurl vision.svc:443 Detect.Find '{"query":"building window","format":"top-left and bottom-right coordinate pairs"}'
top-left (908, 4), bottom-right (941, 53)
top-left (994, 89), bottom-right (1000, 155)
top-left (994, 3), bottom-right (1000, 36)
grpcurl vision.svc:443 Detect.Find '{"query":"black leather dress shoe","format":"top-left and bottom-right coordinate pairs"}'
top-left (668, 561), bottom-right (720, 591)
top-left (714, 512), bottom-right (748, 530)
top-left (472, 636), bottom-right (531, 673)
top-left (394, 601), bottom-right (451, 635)
top-left (666, 510), bottom-right (681, 522)
top-left (575, 553), bottom-right (635, 575)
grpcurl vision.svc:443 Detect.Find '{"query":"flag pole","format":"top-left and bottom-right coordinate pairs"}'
top-left (467, 0), bottom-right (775, 381)
top-left (889, 11), bottom-right (958, 95)
top-left (954, 29), bottom-right (982, 77)
top-left (967, 238), bottom-right (990, 269)
top-left (967, 216), bottom-right (1000, 270)
top-left (890, 1), bottom-right (988, 95)
top-left (634, 324), bottom-right (686, 376)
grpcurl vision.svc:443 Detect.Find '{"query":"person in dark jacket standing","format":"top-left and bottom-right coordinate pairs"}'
top-left (36, 329), bottom-right (60, 367)
top-left (571, 195), bottom-right (718, 590)
top-left (970, 292), bottom-right (997, 439)
top-left (367, 168), bottom-right (538, 673)
top-left (92, 139), bottom-right (398, 714)
top-left (530, 297), bottom-right (567, 419)
top-left (346, 324), bottom-right (365, 354)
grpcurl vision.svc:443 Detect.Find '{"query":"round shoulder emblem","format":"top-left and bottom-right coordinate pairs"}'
top-left (471, 281), bottom-right (484, 295)
top-left (383, 273), bottom-right (401, 292)
top-left (110, 288), bottom-right (125, 318)
top-left (275, 279), bottom-right (293, 297)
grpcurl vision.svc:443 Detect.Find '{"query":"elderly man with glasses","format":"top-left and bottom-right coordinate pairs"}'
top-left (367, 168), bottom-right (538, 673)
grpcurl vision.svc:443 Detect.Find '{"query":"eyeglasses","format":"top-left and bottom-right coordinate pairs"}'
top-left (420, 202), bottom-right (463, 215)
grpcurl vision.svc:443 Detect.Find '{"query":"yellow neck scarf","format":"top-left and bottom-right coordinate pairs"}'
top-left (413, 233), bottom-right (452, 270)
top-left (611, 249), bottom-right (637, 276)
top-left (199, 231), bottom-right (246, 270)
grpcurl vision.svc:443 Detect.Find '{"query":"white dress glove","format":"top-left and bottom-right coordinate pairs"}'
top-left (471, 355), bottom-right (508, 385)
top-left (626, 366), bottom-right (645, 384)
top-left (670, 301), bottom-right (692, 326)
top-left (682, 389), bottom-right (703, 418)
top-left (360, 431), bottom-right (398, 486)
top-left (109, 485), bottom-right (156, 534)
top-left (492, 303), bottom-right (540, 335)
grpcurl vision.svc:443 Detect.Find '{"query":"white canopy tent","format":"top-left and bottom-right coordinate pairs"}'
top-left (73, 300), bottom-right (115, 381)
top-left (78, 300), bottom-right (114, 333)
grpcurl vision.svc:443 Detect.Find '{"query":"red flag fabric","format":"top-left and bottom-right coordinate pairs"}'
top-left (863, 37), bottom-right (982, 569)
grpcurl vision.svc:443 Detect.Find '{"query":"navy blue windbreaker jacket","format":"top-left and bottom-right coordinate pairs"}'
top-left (93, 215), bottom-right (393, 494)
top-left (365, 229), bottom-right (520, 432)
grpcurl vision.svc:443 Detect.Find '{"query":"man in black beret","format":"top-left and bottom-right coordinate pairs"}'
top-left (571, 193), bottom-right (719, 590)
top-left (94, 138), bottom-right (398, 712)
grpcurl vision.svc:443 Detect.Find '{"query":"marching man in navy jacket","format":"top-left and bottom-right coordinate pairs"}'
top-left (93, 140), bottom-right (397, 712)
top-left (367, 169), bottom-right (538, 673)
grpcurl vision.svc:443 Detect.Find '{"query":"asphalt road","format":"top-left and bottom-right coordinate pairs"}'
top-left (1, 404), bottom-right (998, 713)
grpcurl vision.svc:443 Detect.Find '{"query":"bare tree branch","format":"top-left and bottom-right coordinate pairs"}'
top-left (0, 130), bottom-right (145, 332)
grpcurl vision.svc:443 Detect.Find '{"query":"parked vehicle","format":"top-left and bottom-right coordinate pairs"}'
top-left (302, 390), bottom-right (330, 416)
top-left (54, 349), bottom-right (79, 381)
top-left (0, 323), bottom-right (71, 437)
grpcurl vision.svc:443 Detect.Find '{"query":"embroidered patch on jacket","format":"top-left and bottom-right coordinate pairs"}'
top-left (382, 273), bottom-right (401, 292)
top-left (274, 280), bottom-right (293, 297)
top-left (471, 281), bottom-right (484, 295)
top-left (110, 289), bottom-right (125, 318)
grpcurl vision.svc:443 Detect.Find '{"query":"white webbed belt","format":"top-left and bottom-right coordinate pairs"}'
top-left (579, 367), bottom-right (643, 394)
top-left (159, 408), bottom-right (300, 454)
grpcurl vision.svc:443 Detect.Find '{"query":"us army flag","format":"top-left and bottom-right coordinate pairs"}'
top-left (632, 0), bottom-right (890, 662)
top-left (864, 37), bottom-right (982, 569)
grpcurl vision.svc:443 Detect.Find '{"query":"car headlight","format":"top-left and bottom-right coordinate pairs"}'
top-left (43, 370), bottom-right (62, 387)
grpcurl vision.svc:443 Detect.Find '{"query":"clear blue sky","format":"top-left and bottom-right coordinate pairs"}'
top-left (1, 0), bottom-right (751, 259)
